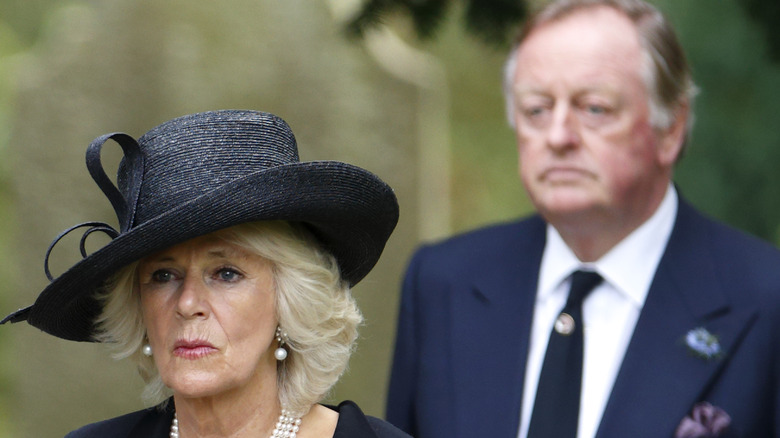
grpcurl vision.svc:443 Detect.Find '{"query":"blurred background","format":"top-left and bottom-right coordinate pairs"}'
top-left (0, 0), bottom-right (779, 436)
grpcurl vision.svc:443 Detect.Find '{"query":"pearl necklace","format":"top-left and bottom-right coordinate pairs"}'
top-left (170, 408), bottom-right (302, 438)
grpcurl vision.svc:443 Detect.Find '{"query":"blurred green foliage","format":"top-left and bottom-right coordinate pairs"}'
top-left (739, 0), bottom-right (780, 62)
top-left (347, 0), bottom-right (528, 45)
top-left (664, 0), bottom-right (780, 242)
top-left (0, 7), bottom-right (25, 437)
top-left (348, 0), bottom-right (780, 60)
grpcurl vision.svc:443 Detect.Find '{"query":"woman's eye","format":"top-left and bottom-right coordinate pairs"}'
top-left (216, 268), bottom-right (242, 282)
top-left (151, 270), bottom-right (174, 283)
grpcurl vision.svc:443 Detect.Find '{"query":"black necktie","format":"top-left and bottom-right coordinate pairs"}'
top-left (527, 270), bottom-right (603, 438)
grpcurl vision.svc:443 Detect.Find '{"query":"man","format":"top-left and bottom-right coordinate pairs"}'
top-left (385, 1), bottom-right (780, 437)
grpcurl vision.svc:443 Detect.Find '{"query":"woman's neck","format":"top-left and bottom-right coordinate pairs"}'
top-left (172, 385), bottom-right (281, 437)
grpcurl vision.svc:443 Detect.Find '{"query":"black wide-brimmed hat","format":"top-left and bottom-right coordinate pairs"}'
top-left (1, 110), bottom-right (399, 342)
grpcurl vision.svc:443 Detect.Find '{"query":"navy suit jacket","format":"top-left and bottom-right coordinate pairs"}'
top-left (386, 199), bottom-right (780, 437)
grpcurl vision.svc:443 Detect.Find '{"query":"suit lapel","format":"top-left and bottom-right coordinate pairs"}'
top-left (596, 201), bottom-right (759, 438)
top-left (127, 399), bottom-right (174, 437)
top-left (450, 217), bottom-right (546, 438)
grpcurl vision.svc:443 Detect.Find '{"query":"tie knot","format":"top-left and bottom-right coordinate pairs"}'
top-left (566, 270), bottom-right (603, 306)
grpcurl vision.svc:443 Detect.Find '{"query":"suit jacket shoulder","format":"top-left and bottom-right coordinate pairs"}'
top-left (409, 216), bottom-right (546, 286)
top-left (419, 216), bottom-right (545, 257)
top-left (673, 199), bottom-right (780, 305)
top-left (332, 400), bottom-right (412, 437)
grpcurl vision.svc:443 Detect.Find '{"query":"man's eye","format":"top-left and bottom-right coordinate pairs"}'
top-left (586, 105), bottom-right (606, 114)
top-left (523, 106), bottom-right (546, 117)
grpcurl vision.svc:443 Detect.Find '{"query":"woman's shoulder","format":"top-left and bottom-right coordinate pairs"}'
top-left (64, 403), bottom-right (173, 438)
top-left (331, 400), bottom-right (412, 438)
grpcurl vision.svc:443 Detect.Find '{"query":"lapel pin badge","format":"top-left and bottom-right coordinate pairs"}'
top-left (684, 327), bottom-right (722, 360)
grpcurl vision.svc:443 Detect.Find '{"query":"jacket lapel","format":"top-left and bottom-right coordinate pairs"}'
top-left (127, 399), bottom-right (174, 437)
top-left (450, 217), bottom-right (546, 438)
top-left (596, 200), bottom-right (758, 438)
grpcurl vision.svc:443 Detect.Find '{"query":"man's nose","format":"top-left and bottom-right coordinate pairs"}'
top-left (546, 105), bottom-right (580, 150)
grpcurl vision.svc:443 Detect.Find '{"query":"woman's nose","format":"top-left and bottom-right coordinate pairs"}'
top-left (175, 276), bottom-right (209, 319)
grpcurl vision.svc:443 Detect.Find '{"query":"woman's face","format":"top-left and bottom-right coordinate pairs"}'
top-left (138, 232), bottom-right (278, 399)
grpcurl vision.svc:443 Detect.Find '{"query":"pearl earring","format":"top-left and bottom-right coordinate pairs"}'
top-left (275, 326), bottom-right (288, 361)
top-left (142, 343), bottom-right (153, 357)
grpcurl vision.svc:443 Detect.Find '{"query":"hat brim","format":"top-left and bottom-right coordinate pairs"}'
top-left (21, 160), bottom-right (398, 341)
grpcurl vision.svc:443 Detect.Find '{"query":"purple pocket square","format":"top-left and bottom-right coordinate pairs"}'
top-left (675, 402), bottom-right (731, 437)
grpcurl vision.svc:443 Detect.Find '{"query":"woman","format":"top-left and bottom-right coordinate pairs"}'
top-left (1, 110), bottom-right (408, 437)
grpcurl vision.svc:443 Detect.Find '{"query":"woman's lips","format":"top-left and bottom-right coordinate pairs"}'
top-left (173, 340), bottom-right (217, 359)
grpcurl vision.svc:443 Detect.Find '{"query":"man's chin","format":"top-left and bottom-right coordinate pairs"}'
top-left (532, 188), bottom-right (602, 215)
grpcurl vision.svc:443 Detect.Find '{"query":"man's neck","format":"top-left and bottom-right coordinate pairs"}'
top-left (548, 184), bottom-right (673, 262)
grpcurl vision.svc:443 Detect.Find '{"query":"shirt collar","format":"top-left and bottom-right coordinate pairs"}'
top-left (538, 184), bottom-right (678, 307)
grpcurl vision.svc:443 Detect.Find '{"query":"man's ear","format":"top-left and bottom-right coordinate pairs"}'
top-left (658, 101), bottom-right (689, 166)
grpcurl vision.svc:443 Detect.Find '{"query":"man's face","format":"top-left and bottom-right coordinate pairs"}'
top-left (511, 7), bottom-right (683, 231)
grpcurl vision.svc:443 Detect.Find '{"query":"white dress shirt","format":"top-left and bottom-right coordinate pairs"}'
top-left (518, 184), bottom-right (678, 438)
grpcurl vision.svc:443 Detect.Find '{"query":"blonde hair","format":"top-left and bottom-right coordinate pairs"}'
top-left (93, 221), bottom-right (362, 414)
